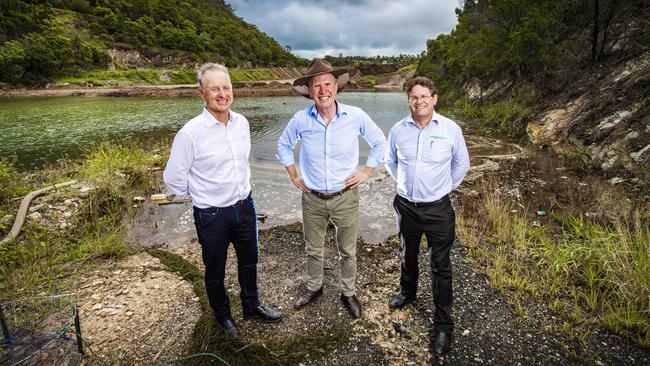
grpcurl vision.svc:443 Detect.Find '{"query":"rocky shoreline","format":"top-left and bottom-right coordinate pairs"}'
top-left (0, 76), bottom-right (380, 99)
top-left (0, 81), bottom-right (300, 98)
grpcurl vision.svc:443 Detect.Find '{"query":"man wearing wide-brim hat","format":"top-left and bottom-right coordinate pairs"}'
top-left (276, 59), bottom-right (387, 318)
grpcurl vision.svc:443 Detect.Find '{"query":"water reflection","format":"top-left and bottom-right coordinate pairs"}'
top-left (0, 93), bottom-right (409, 169)
top-left (1, 93), bottom-right (520, 244)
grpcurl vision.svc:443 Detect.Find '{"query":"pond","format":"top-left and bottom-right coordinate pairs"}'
top-left (0, 92), bottom-right (522, 243)
top-left (0, 92), bottom-right (412, 169)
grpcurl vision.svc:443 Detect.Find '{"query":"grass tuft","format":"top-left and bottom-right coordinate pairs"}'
top-left (458, 179), bottom-right (650, 347)
top-left (1, 143), bottom-right (163, 302)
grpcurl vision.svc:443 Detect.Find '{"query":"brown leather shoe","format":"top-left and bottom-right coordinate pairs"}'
top-left (293, 287), bottom-right (323, 309)
top-left (340, 294), bottom-right (362, 318)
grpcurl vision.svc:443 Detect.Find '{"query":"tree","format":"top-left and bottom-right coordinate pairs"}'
top-left (0, 40), bottom-right (25, 81)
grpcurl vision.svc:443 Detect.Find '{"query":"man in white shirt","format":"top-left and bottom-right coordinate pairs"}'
top-left (385, 77), bottom-right (470, 356)
top-left (164, 63), bottom-right (281, 337)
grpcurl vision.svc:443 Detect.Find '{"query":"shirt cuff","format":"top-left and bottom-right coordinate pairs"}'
top-left (364, 156), bottom-right (381, 168)
top-left (276, 152), bottom-right (295, 167)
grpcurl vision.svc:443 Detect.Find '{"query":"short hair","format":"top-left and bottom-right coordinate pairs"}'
top-left (404, 76), bottom-right (437, 95)
top-left (197, 63), bottom-right (230, 88)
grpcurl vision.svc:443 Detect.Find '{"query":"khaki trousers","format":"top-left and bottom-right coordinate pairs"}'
top-left (302, 188), bottom-right (359, 296)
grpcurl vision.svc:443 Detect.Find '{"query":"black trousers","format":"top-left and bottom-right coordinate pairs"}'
top-left (393, 194), bottom-right (455, 332)
top-left (193, 193), bottom-right (260, 321)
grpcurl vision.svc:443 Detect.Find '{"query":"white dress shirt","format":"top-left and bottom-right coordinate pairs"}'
top-left (385, 112), bottom-right (470, 202)
top-left (163, 107), bottom-right (251, 208)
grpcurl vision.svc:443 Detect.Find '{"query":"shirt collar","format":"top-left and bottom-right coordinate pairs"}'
top-left (308, 101), bottom-right (349, 120)
top-left (405, 112), bottom-right (440, 128)
top-left (202, 106), bottom-right (232, 126)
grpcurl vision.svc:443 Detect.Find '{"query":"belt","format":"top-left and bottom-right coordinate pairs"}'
top-left (194, 192), bottom-right (251, 210)
top-left (309, 186), bottom-right (351, 200)
top-left (228, 197), bottom-right (248, 208)
top-left (399, 194), bottom-right (449, 207)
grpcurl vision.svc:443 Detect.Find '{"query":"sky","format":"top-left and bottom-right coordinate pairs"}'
top-left (226, 0), bottom-right (460, 59)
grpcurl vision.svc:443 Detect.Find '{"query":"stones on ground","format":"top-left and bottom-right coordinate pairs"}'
top-left (1, 214), bottom-right (13, 225)
top-left (76, 252), bottom-right (201, 364)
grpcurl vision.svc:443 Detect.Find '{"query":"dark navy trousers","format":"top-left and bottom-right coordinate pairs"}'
top-left (193, 193), bottom-right (260, 321)
top-left (393, 194), bottom-right (456, 332)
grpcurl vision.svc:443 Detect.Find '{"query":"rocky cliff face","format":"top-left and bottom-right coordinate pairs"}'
top-left (527, 53), bottom-right (650, 185)
top-left (107, 48), bottom-right (204, 69)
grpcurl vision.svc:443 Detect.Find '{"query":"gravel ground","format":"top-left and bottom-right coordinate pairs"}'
top-left (169, 221), bottom-right (649, 365)
top-left (41, 207), bottom-right (648, 365)
top-left (24, 149), bottom-right (646, 365)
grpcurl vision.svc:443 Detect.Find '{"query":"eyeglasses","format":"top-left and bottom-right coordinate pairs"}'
top-left (408, 95), bottom-right (433, 103)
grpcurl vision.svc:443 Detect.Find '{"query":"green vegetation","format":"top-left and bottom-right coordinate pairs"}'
top-left (54, 67), bottom-right (286, 86)
top-left (323, 54), bottom-right (418, 67)
top-left (358, 75), bottom-right (376, 88)
top-left (452, 98), bottom-right (535, 137)
top-left (58, 69), bottom-right (171, 85)
top-left (0, 0), bottom-right (301, 84)
top-left (0, 143), bottom-right (165, 302)
top-left (228, 68), bottom-right (281, 82)
top-left (417, 0), bottom-right (648, 137)
top-left (457, 180), bottom-right (650, 347)
top-left (1, 144), bottom-right (353, 364)
top-left (396, 64), bottom-right (417, 73)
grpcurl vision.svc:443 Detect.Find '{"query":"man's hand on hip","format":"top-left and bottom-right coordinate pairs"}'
top-left (345, 171), bottom-right (370, 188)
top-left (292, 176), bottom-right (309, 192)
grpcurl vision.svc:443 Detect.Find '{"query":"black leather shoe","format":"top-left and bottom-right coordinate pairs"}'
top-left (434, 330), bottom-right (452, 356)
top-left (215, 317), bottom-right (239, 337)
top-left (388, 293), bottom-right (415, 309)
top-left (340, 294), bottom-right (362, 318)
top-left (294, 287), bottom-right (323, 309)
top-left (243, 304), bottom-right (282, 322)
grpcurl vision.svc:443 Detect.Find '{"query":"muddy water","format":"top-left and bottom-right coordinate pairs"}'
top-left (133, 135), bottom-right (523, 248)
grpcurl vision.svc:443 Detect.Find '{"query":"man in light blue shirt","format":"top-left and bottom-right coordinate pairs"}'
top-left (276, 59), bottom-right (386, 318)
top-left (385, 76), bottom-right (470, 357)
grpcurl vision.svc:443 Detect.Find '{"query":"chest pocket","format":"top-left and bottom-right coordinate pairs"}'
top-left (425, 139), bottom-right (453, 163)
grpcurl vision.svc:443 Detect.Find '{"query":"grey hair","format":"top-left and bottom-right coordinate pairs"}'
top-left (197, 63), bottom-right (230, 88)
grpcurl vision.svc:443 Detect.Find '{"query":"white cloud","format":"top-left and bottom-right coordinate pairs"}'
top-left (228, 0), bottom-right (459, 57)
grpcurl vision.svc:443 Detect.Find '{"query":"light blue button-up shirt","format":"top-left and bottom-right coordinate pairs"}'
top-left (276, 102), bottom-right (387, 193)
top-left (385, 112), bottom-right (470, 202)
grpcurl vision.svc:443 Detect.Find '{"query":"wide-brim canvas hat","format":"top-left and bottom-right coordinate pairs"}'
top-left (293, 59), bottom-right (349, 98)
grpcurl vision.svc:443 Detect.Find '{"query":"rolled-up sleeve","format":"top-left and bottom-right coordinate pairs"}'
top-left (451, 128), bottom-right (470, 189)
top-left (276, 117), bottom-right (299, 167)
top-left (163, 131), bottom-right (193, 195)
top-left (360, 112), bottom-right (387, 168)
top-left (385, 126), bottom-right (398, 180)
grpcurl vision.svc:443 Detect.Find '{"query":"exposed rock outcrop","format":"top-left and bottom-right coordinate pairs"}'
top-left (527, 53), bottom-right (650, 184)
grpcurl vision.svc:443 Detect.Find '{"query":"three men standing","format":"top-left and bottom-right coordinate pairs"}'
top-left (276, 59), bottom-right (387, 318)
top-left (385, 76), bottom-right (470, 356)
top-left (164, 63), bottom-right (282, 338)
top-left (163, 61), bottom-right (468, 357)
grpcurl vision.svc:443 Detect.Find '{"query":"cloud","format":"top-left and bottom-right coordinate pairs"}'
top-left (228, 0), bottom-right (459, 58)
